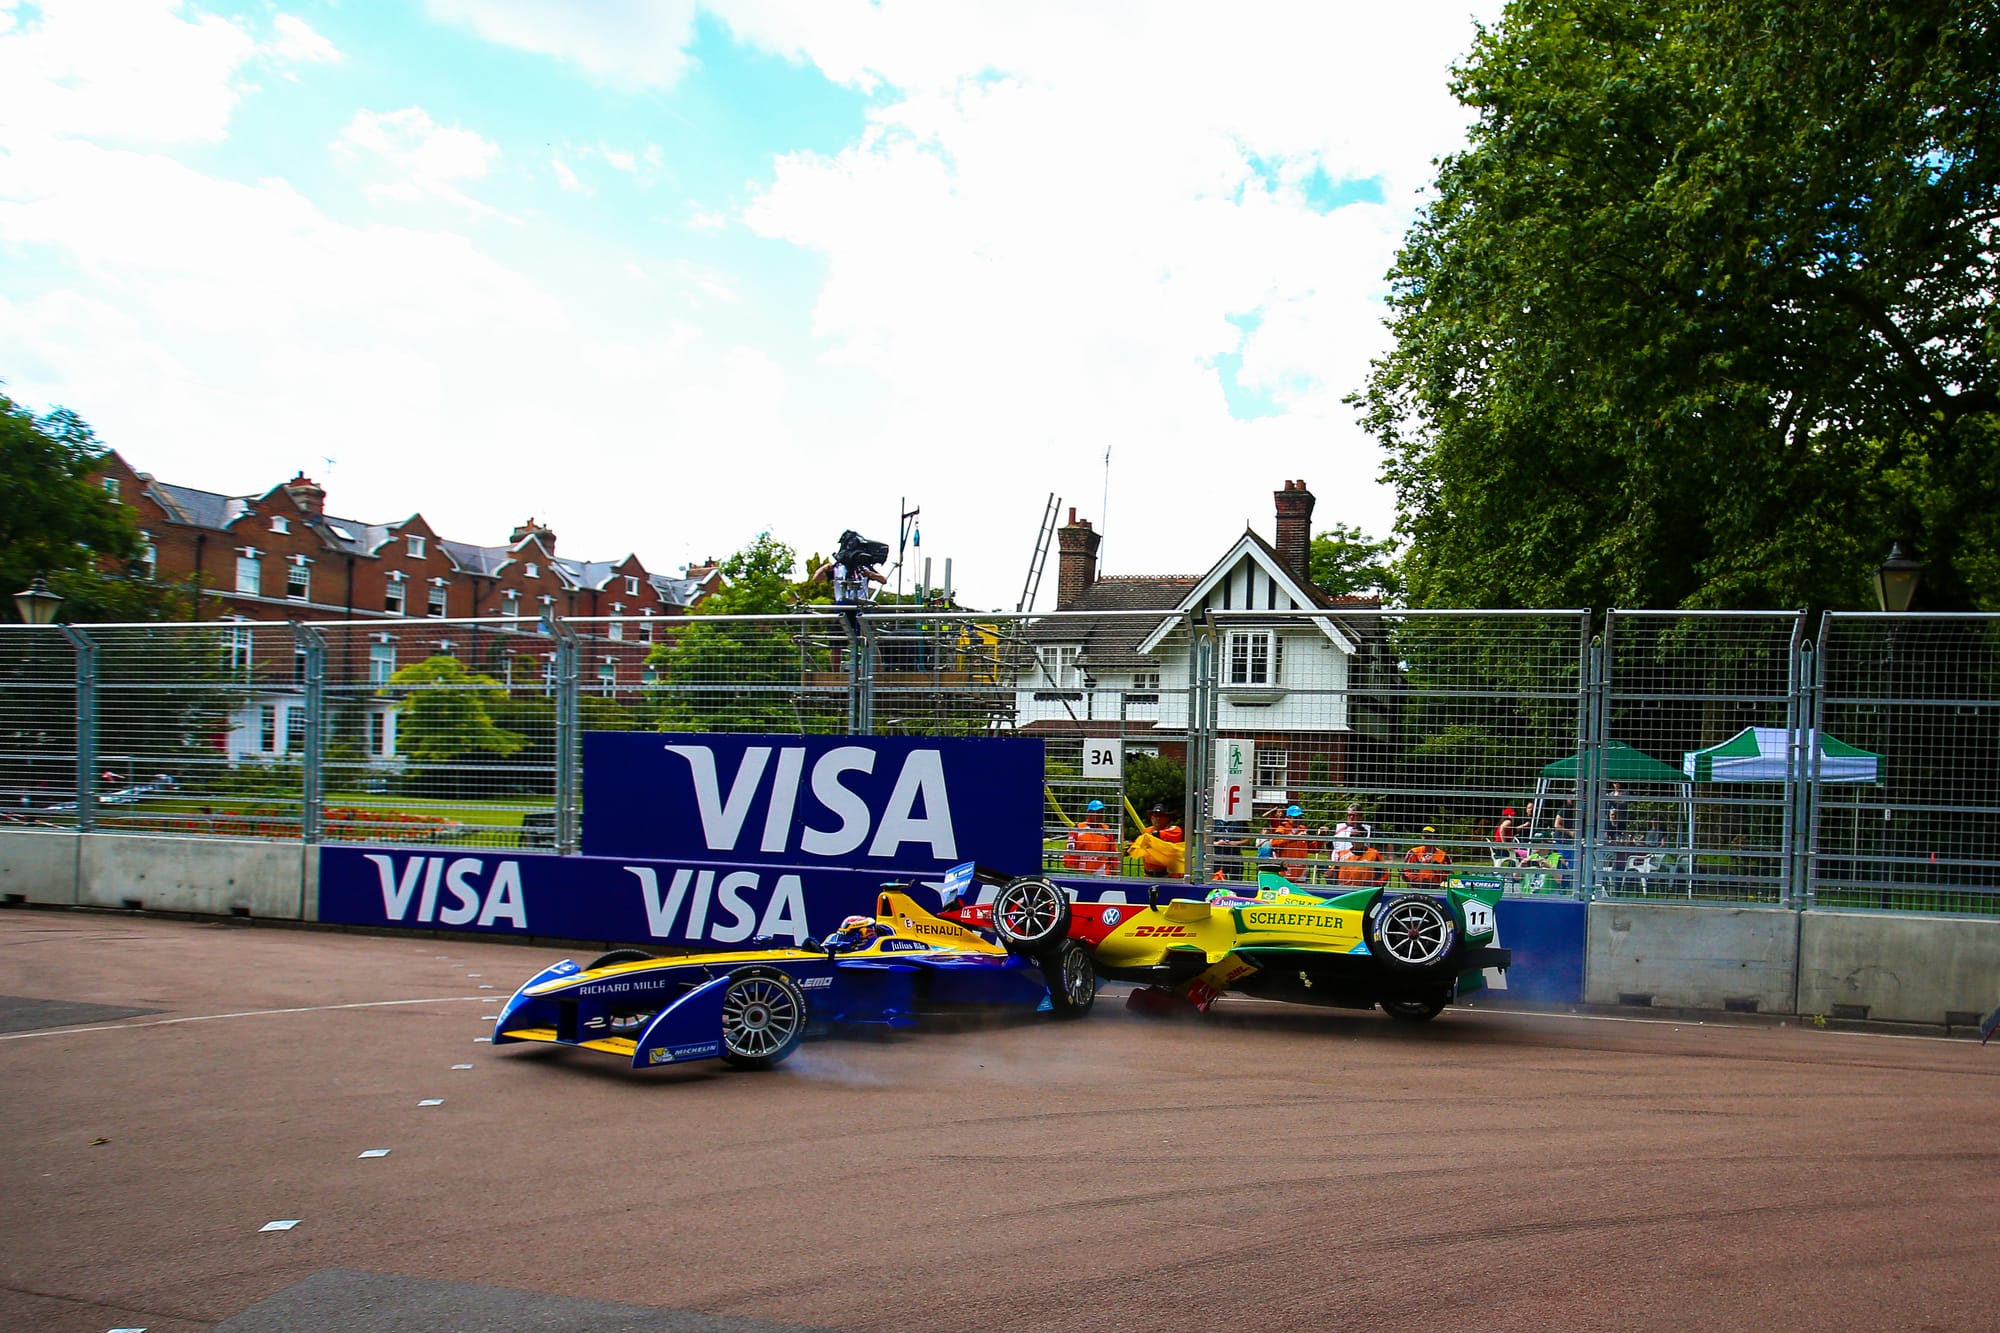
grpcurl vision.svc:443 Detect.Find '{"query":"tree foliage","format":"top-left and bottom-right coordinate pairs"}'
top-left (648, 533), bottom-right (833, 732)
top-left (384, 656), bottom-right (526, 764)
top-left (1358, 0), bottom-right (2000, 611)
top-left (0, 393), bottom-right (141, 615)
top-left (1309, 523), bottom-right (1402, 601)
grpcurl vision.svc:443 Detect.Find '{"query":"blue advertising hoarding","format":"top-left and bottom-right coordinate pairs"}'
top-left (581, 732), bottom-right (1044, 874)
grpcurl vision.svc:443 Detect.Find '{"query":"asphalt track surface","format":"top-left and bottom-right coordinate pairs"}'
top-left (4, 910), bottom-right (1999, 1333)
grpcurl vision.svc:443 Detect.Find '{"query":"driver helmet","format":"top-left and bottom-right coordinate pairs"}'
top-left (825, 914), bottom-right (884, 952)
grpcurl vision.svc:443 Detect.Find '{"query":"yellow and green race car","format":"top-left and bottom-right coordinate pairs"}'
top-left (939, 865), bottom-right (1509, 1022)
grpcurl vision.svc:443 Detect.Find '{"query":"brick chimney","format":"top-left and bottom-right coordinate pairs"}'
top-left (1054, 508), bottom-right (1101, 609)
top-left (284, 473), bottom-right (325, 515)
top-left (510, 518), bottom-right (556, 553)
top-left (1273, 479), bottom-right (1315, 584)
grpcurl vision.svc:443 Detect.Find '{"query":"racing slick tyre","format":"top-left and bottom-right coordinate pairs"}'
top-left (991, 875), bottom-right (1073, 955)
top-left (1039, 939), bottom-right (1098, 1019)
top-left (1380, 993), bottom-right (1450, 1022)
top-left (719, 967), bottom-right (809, 1070)
top-left (585, 949), bottom-right (655, 970)
top-left (1366, 895), bottom-right (1457, 974)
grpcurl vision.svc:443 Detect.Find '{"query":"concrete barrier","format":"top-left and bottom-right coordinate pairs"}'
top-left (1799, 911), bottom-right (2000, 1026)
top-left (1587, 902), bottom-right (1799, 1014)
top-left (78, 833), bottom-right (305, 919)
top-left (0, 829), bottom-right (80, 905)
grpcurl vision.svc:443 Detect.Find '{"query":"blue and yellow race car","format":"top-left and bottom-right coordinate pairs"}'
top-left (492, 882), bottom-right (1097, 1072)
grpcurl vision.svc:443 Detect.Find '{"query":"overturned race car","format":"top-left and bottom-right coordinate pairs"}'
top-left (491, 883), bottom-right (1098, 1073)
top-left (940, 865), bottom-right (1510, 1022)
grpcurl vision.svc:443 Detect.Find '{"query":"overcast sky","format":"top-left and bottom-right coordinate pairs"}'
top-left (1, 0), bottom-right (1499, 610)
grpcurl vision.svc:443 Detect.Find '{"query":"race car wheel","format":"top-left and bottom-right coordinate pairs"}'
top-left (991, 876), bottom-right (1072, 954)
top-left (1040, 939), bottom-right (1098, 1019)
top-left (719, 968), bottom-right (809, 1070)
top-left (1380, 994), bottom-right (1450, 1022)
top-left (1367, 896), bottom-right (1457, 973)
top-left (585, 948), bottom-right (654, 970)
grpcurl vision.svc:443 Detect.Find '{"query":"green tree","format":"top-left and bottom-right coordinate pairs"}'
top-left (648, 533), bottom-right (833, 732)
top-left (0, 393), bottom-right (141, 616)
top-left (1357, 0), bottom-right (2000, 611)
top-left (384, 656), bottom-right (526, 764)
top-left (1309, 523), bottom-right (1402, 601)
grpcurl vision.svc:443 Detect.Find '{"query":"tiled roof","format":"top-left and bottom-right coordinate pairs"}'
top-left (148, 482), bottom-right (248, 530)
top-left (1032, 576), bottom-right (1198, 667)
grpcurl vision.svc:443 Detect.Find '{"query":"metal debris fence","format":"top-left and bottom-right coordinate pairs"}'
top-left (2, 608), bottom-right (1995, 913)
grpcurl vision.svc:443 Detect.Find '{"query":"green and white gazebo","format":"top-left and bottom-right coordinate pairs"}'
top-left (1682, 727), bottom-right (1882, 785)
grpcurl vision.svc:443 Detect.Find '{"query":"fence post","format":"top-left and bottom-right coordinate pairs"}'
top-left (59, 626), bottom-right (97, 833)
top-left (1578, 631), bottom-right (1604, 900)
top-left (847, 614), bottom-right (874, 734)
top-left (550, 617), bottom-right (580, 855)
top-left (1185, 613), bottom-right (1215, 882)
top-left (290, 623), bottom-right (326, 844)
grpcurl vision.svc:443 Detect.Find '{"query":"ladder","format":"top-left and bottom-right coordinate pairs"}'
top-left (1017, 493), bottom-right (1060, 613)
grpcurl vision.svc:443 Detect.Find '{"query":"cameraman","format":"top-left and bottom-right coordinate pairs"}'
top-left (812, 530), bottom-right (889, 606)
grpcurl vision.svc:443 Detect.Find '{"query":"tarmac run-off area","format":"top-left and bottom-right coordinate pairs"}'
top-left (3, 909), bottom-right (1998, 1332)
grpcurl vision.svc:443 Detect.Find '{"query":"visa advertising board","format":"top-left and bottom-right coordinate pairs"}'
top-left (318, 732), bottom-right (1090, 949)
top-left (579, 732), bottom-right (1044, 872)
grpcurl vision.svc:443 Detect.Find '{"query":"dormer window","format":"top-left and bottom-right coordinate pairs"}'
top-left (624, 576), bottom-right (639, 595)
top-left (525, 562), bottom-right (539, 578)
top-left (271, 515), bottom-right (289, 534)
top-left (407, 534), bottom-right (425, 558)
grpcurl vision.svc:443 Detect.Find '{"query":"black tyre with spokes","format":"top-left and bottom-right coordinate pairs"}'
top-left (1040, 939), bottom-right (1098, 1018)
top-left (719, 968), bottom-right (809, 1069)
top-left (1367, 896), bottom-right (1457, 973)
top-left (991, 876), bottom-right (1072, 955)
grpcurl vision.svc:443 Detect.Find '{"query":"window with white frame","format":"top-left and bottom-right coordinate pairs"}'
top-left (102, 477), bottom-right (120, 502)
top-left (1225, 630), bottom-right (1279, 686)
top-left (368, 640), bottom-right (396, 685)
top-left (235, 552), bottom-right (261, 595)
top-left (642, 609), bottom-right (656, 643)
top-left (407, 534), bottom-right (425, 558)
top-left (608, 603), bottom-right (624, 640)
top-left (286, 707), bottom-right (307, 753)
top-left (1037, 645), bottom-right (1081, 689)
top-left (427, 580), bottom-right (447, 617)
top-left (500, 589), bottom-right (520, 617)
top-left (525, 562), bottom-right (539, 578)
top-left (224, 621), bottom-right (253, 673)
top-left (136, 532), bottom-right (157, 579)
top-left (1133, 671), bottom-right (1161, 691)
top-left (1257, 747), bottom-right (1289, 793)
top-left (624, 575), bottom-right (639, 595)
top-left (384, 573), bottom-right (405, 616)
top-left (598, 657), bottom-right (616, 694)
top-left (270, 515), bottom-right (289, 534)
top-left (259, 705), bottom-right (277, 753)
top-left (367, 711), bottom-right (388, 757)
top-left (286, 557), bottom-right (310, 601)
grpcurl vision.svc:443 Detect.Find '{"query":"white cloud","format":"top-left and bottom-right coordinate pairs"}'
top-left (0, 0), bottom-right (257, 143)
top-left (270, 13), bottom-right (340, 67)
top-left (551, 156), bottom-right (587, 193)
top-left (424, 0), bottom-right (701, 89)
top-left (334, 107), bottom-right (502, 211)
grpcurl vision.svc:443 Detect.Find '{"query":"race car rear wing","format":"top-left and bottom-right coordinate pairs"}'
top-left (936, 861), bottom-right (1033, 909)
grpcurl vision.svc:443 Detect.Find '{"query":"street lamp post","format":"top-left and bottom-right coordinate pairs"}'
top-left (13, 577), bottom-right (64, 625)
top-left (1873, 543), bottom-right (1924, 613)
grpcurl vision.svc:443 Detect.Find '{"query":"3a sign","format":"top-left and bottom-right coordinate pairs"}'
top-left (1082, 738), bottom-right (1123, 777)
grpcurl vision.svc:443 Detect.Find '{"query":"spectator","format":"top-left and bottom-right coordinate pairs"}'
top-left (1334, 831), bottom-right (1390, 888)
top-left (1402, 826), bottom-right (1451, 888)
top-left (1128, 805), bottom-right (1185, 879)
top-left (1605, 782), bottom-right (1627, 840)
top-left (1333, 803), bottom-right (1372, 855)
top-left (1211, 806), bottom-right (1253, 882)
top-left (1493, 807), bottom-right (1519, 844)
top-left (1271, 804), bottom-right (1322, 884)
top-left (1064, 799), bottom-right (1116, 875)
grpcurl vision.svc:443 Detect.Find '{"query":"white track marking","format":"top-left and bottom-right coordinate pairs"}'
top-left (0, 995), bottom-right (495, 1042)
